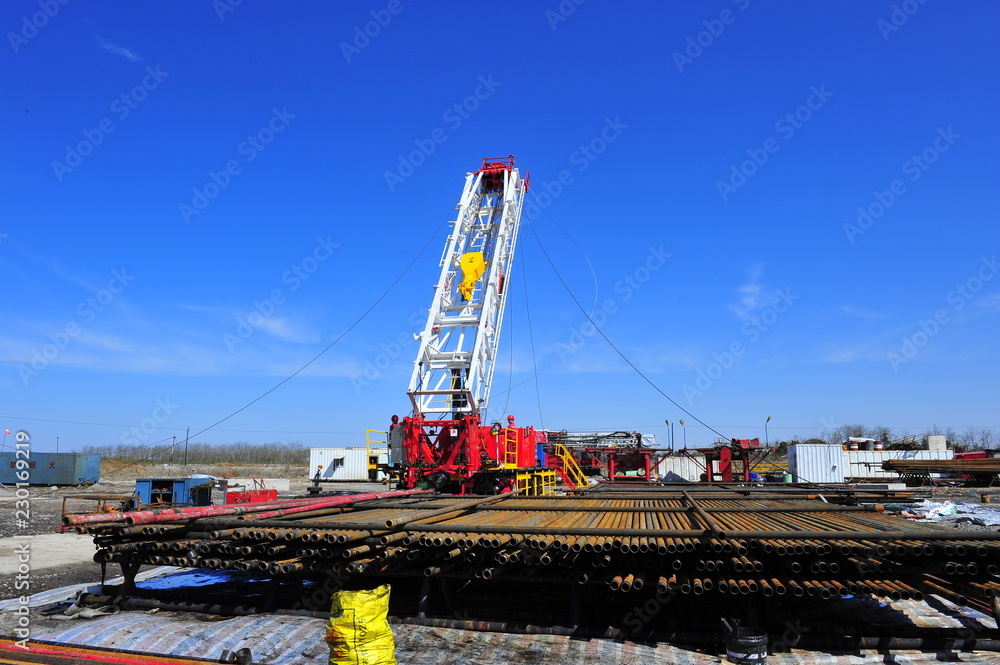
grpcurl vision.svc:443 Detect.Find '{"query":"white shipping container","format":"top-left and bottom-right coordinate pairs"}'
top-left (309, 447), bottom-right (389, 481)
top-left (844, 449), bottom-right (953, 480)
top-left (653, 455), bottom-right (705, 482)
top-left (788, 445), bottom-right (844, 484)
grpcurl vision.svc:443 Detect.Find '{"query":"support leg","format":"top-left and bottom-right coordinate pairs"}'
top-left (570, 585), bottom-right (582, 629)
top-left (263, 577), bottom-right (282, 612)
top-left (418, 576), bottom-right (431, 619)
top-left (437, 579), bottom-right (455, 619)
top-left (115, 559), bottom-right (142, 601)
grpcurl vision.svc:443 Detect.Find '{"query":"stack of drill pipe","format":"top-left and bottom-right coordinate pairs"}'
top-left (81, 487), bottom-right (1000, 617)
top-left (883, 458), bottom-right (1000, 472)
top-left (883, 458), bottom-right (1000, 476)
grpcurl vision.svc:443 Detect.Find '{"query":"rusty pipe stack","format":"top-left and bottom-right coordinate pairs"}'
top-left (79, 487), bottom-right (1000, 618)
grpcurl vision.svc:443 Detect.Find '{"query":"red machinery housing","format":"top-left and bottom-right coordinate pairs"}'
top-left (392, 414), bottom-right (542, 495)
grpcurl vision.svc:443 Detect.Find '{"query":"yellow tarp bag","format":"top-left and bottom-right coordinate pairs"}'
top-left (324, 584), bottom-right (397, 665)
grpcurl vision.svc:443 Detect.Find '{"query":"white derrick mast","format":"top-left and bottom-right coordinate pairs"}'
top-left (407, 157), bottom-right (527, 419)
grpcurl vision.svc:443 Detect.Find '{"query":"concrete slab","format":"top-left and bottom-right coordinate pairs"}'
top-left (0, 534), bottom-right (96, 574)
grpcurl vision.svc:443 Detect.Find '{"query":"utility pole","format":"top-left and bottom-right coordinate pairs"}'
top-left (184, 427), bottom-right (190, 467)
top-left (56, 436), bottom-right (59, 453)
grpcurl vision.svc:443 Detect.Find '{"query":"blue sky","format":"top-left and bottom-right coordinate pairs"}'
top-left (2, 1), bottom-right (998, 455)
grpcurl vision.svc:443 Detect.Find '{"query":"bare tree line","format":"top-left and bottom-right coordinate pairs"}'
top-left (816, 424), bottom-right (998, 450)
top-left (82, 440), bottom-right (311, 465)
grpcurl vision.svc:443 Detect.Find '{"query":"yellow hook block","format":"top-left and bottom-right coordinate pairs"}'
top-left (458, 252), bottom-right (485, 300)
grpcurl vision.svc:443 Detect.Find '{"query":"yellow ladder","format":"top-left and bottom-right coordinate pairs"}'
top-left (503, 428), bottom-right (519, 468)
top-left (553, 444), bottom-right (588, 489)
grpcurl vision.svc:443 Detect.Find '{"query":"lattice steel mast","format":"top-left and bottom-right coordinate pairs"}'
top-left (407, 156), bottom-right (527, 421)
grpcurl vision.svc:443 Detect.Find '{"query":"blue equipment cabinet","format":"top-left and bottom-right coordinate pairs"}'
top-left (135, 477), bottom-right (214, 507)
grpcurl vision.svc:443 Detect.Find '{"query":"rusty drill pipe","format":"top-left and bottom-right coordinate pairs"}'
top-left (65, 489), bottom-right (431, 527)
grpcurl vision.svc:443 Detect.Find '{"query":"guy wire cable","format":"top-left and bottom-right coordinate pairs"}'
top-left (526, 193), bottom-right (727, 440)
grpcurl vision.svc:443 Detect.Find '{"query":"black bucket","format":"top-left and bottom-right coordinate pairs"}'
top-left (725, 627), bottom-right (768, 665)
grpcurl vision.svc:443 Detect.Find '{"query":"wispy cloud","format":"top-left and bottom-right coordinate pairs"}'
top-left (94, 34), bottom-right (142, 62)
top-left (254, 317), bottom-right (321, 344)
top-left (175, 303), bottom-right (228, 315)
top-left (6, 239), bottom-right (94, 291)
top-left (0, 328), bottom-right (358, 379)
top-left (975, 293), bottom-right (1000, 314)
top-left (833, 305), bottom-right (886, 319)
top-left (727, 263), bottom-right (765, 320)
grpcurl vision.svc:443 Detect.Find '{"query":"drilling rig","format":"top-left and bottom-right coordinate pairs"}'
top-left (388, 156), bottom-right (562, 495)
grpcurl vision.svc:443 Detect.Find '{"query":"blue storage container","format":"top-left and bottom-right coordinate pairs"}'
top-left (0, 453), bottom-right (101, 485)
top-left (134, 477), bottom-right (214, 507)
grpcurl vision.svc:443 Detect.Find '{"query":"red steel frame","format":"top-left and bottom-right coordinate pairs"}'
top-left (395, 414), bottom-right (540, 495)
top-left (590, 447), bottom-right (671, 484)
top-left (682, 438), bottom-right (773, 482)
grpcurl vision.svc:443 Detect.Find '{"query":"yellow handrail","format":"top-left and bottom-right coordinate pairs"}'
top-left (553, 444), bottom-right (588, 489)
top-left (366, 430), bottom-right (388, 469)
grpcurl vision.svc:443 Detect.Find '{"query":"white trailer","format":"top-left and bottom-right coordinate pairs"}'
top-left (309, 447), bottom-right (388, 481)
